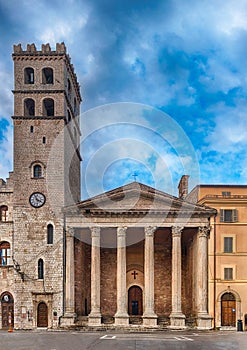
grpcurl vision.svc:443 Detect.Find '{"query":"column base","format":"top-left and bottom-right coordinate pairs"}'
top-left (169, 312), bottom-right (187, 329)
top-left (197, 313), bottom-right (213, 330)
top-left (114, 312), bottom-right (129, 326)
top-left (60, 313), bottom-right (76, 327)
top-left (88, 313), bottom-right (102, 326)
top-left (143, 313), bottom-right (158, 327)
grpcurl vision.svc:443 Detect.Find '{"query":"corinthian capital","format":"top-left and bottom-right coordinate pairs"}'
top-left (198, 226), bottom-right (210, 238)
top-left (117, 226), bottom-right (127, 236)
top-left (171, 226), bottom-right (183, 237)
top-left (145, 226), bottom-right (157, 237)
top-left (67, 227), bottom-right (74, 237)
top-left (91, 226), bottom-right (100, 238)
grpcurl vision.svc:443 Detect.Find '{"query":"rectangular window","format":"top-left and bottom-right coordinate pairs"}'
top-left (220, 209), bottom-right (238, 222)
top-left (224, 268), bottom-right (233, 280)
top-left (224, 237), bottom-right (233, 253)
top-left (222, 191), bottom-right (231, 196)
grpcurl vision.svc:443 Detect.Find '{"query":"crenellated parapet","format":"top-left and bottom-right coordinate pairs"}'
top-left (13, 42), bottom-right (66, 55)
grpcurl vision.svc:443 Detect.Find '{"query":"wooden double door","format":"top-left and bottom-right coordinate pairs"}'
top-left (221, 293), bottom-right (236, 327)
top-left (1, 293), bottom-right (14, 329)
top-left (128, 286), bottom-right (143, 315)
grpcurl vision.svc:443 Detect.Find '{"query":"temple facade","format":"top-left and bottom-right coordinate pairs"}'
top-left (0, 43), bottom-right (216, 330)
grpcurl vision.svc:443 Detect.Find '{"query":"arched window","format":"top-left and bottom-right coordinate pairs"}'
top-left (47, 224), bottom-right (53, 244)
top-left (0, 206), bottom-right (8, 222)
top-left (33, 164), bottom-right (42, 178)
top-left (38, 259), bottom-right (44, 279)
top-left (24, 67), bottom-right (34, 84)
top-left (42, 68), bottom-right (53, 84)
top-left (0, 241), bottom-right (10, 266)
top-left (24, 98), bottom-right (35, 117)
top-left (43, 98), bottom-right (54, 116)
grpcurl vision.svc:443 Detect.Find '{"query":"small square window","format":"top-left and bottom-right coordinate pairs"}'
top-left (224, 237), bottom-right (233, 253)
top-left (224, 268), bottom-right (233, 280)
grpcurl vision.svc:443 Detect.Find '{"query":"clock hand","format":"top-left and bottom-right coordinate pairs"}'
top-left (35, 194), bottom-right (41, 202)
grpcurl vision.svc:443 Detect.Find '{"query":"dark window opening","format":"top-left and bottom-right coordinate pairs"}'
top-left (24, 98), bottom-right (35, 117)
top-left (224, 237), bottom-right (233, 253)
top-left (43, 98), bottom-right (54, 116)
top-left (30, 126), bottom-right (34, 133)
top-left (47, 224), bottom-right (53, 244)
top-left (33, 164), bottom-right (42, 178)
top-left (222, 191), bottom-right (231, 196)
top-left (38, 259), bottom-right (44, 279)
top-left (42, 137), bottom-right (46, 144)
top-left (0, 241), bottom-right (10, 266)
top-left (42, 68), bottom-right (54, 84)
top-left (24, 67), bottom-right (34, 84)
top-left (224, 268), bottom-right (233, 280)
top-left (0, 206), bottom-right (8, 222)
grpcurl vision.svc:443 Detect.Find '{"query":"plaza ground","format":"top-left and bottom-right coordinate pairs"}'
top-left (1, 329), bottom-right (246, 350)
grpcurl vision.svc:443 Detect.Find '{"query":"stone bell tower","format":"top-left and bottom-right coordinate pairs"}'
top-left (11, 43), bottom-right (81, 329)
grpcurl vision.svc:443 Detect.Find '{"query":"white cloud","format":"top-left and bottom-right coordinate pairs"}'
top-left (205, 103), bottom-right (247, 153)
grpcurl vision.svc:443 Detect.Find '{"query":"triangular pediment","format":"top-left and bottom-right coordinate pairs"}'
top-left (70, 182), bottom-right (214, 215)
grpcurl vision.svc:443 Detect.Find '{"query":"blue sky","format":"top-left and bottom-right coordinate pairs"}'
top-left (0, 0), bottom-right (247, 198)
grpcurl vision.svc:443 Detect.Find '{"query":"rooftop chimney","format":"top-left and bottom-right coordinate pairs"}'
top-left (178, 175), bottom-right (189, 199)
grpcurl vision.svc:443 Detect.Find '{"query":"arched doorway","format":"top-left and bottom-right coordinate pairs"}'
top-left (221, 292), bottom-right (236, 327)
top-left (1, 292), bottom-right (14, 329)
top-left (37, 302), bottom-right (48, 327)
top-left (128, 286), bottom-right (143, 315)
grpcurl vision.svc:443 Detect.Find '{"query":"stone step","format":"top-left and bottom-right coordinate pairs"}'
top-left (102, 316), bottom-right (114, 324)
top-left (157, 316), bottom-right (170, 326)
top-left (129, 316), bottom-right (143, 325)
top-left (75, 316), bottom-right (88, 326)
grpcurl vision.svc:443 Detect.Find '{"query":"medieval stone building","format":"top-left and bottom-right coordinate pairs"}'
top-left (0, 43), bottom-right (216, 330)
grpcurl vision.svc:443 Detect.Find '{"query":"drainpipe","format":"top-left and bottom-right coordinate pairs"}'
top-left (62, 213), bottom-right (67, 318)
top-left (213, 213), bottom-right (217, 329)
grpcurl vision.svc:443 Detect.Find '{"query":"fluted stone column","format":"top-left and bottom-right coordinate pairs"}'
top-left (169, 226), bottom-right (186, 329)
top-left (61, 228), bottom-right (76, 326)
top-left (143, 226), bottom-right (157, 326)
top-left (114, 227), bottom-right (129, 326)
top-left (197, 226), bottom-right (212, 329)
top-left (88, 227), bottom-right (101, 326)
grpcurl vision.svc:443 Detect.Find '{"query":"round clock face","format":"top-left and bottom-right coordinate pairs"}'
top-left (3, 295), bottom-right (9, 302)
top-left (29, 192), bottom-right (46, 208)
